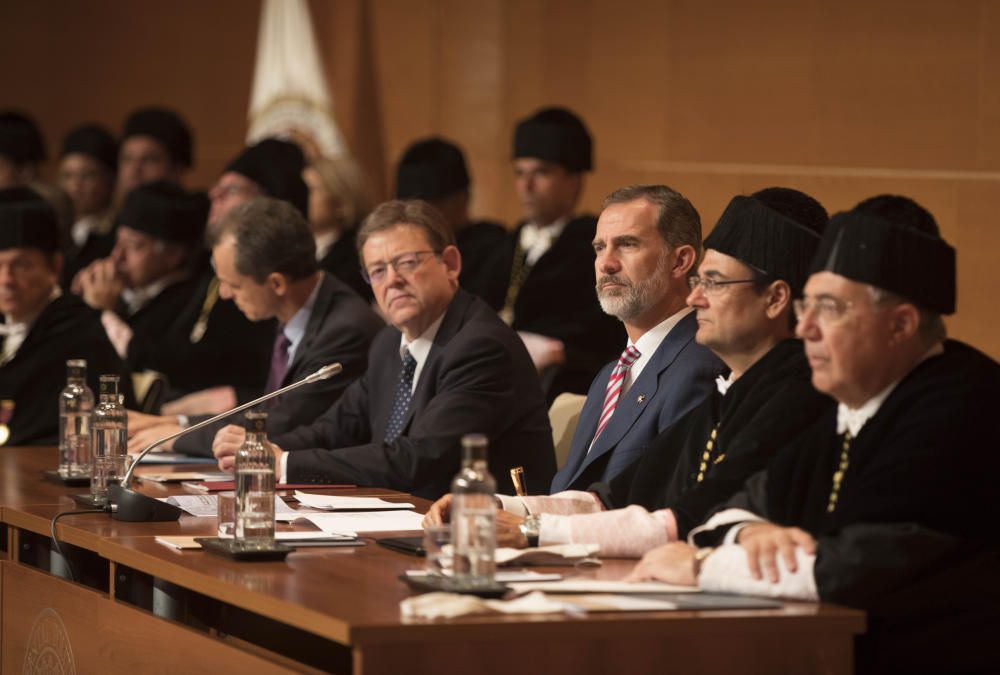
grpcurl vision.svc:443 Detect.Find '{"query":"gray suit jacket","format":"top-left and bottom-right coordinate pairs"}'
top-left (549, 311), bottom-right (723, 493)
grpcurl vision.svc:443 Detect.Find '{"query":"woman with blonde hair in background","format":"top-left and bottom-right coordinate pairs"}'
top-left (302, 155), bottom-right (373, 300)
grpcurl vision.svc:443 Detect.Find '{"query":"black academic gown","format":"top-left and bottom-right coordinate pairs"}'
top-left (693, 340), bottom-right (1000, 675)
top-left (455, 219), bottom-right (509, 311)
top-left (593, 338), bottom-right (834, 538)
top-left (317, 229), bottom-right (372, 302)
top-left (126, 263), bottom-right (274, 403)
top-left (504, 216), bottom-right (625, 399)
top-left (0, 294), bottom-right (129, 446)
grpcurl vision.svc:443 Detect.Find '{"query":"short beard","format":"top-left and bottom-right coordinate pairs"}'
top-left (596, 252), bottom-right (671, 322)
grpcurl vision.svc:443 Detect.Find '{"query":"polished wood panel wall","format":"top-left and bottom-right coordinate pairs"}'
top-left (2, 0), bottom-right (997, 356)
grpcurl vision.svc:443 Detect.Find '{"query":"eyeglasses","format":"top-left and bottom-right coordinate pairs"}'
top-left (362, 250), bottom-right (440, 285)
top-left (687, 276), bottom-right (757, 294)
top-left (793, 297), bottom-right (855, 325)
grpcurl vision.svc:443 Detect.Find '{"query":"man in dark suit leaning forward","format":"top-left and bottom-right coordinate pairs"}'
top-left (126, 197), bottom-right (383, 454)
top-left (213, 199), bottom-right (556, 498)
top-left (551, 184), bottom-right (724, 492)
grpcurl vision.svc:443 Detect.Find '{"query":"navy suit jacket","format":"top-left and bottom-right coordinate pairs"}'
top-left (549, 311), bottom-right (724, 493)
top-left (274, 289), bottom-right (556, 499)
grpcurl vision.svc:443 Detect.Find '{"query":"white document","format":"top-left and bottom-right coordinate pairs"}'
top-left (161, 494), bottom-right (296, 518)
top-left (404, 569), bottom-right (563, 583)
top-left (293, 491), bottom-right (414, 511)
top-left (304, 510), bottom-right (425, 535)
top-left (507, 579), bottom-right (699, 594)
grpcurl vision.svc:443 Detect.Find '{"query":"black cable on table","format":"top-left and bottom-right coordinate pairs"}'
top-left (50, 509), bottom-right (105, 582)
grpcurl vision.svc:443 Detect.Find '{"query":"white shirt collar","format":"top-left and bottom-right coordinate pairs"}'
top-left (121, 270), bottom-right (188, 315)
top-left (624, 307), bottom-right (693, 392)
top-left (314, 231), bottom-right (340, 261)
top-left (715, 373), bottom-right (736, 396)
top-left (1, 287), bottom-right (61, 364)
top-left (519, 217), bottom-right (568, 266)
top-left (399, 311), bottom-right (446, 393)
top-left (280, 276), bottom-right (322, 365)
top-left (835, 342), bottom-right (945, 437)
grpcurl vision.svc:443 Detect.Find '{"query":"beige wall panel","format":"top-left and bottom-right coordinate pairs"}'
top-left (0, 0), bottom-right (259, 190)
top-left (978, 1), bottom-right (1000, 169)
top-left (660, 0), bottom-right (820, 165)
top-left (808, 1), bottom-right (981, 169)
top-left (953, 182), bottom-right (1000, 355)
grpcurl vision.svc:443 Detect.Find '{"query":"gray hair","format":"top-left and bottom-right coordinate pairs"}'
top-left (356, 199), bottom-right (454, 256)
top-left (602, 184), bottom-right (702, 259)
top-left (215, 197), bottom-right (317, 283)
top-left (868, 286), bottom-right (947, 346)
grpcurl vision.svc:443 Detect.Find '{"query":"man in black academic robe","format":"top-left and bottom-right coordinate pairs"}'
top-left (630, 196), bottom-right (1000, 675)
top-left (0, 188), bottom-right (128, 446)
top-left (394, 136), bottom-right (509, 310)
top-left (502, 108), bottom-right (624, 399)
top-left (425, 188), bottom-right (834, 554)
top-left (74, 180), bottom-right (208, 380)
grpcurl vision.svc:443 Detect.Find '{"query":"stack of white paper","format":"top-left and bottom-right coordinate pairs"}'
top-left (293, 492), bottom-right (414, 511)
top-left (304, 510), bottom-right (425, 535)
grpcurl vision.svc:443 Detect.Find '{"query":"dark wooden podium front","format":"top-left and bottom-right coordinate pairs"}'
top-left (1, 447), bottom-right (865, 674)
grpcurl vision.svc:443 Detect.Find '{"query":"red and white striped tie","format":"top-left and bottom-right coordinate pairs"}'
top-left (591, 345), bottom-right (641, 447)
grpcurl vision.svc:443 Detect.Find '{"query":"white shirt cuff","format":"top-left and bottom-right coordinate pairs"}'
top-left (698, 544), bottom-right (819, 601)
top-left (497, 494), bottom-right (529, 517)
top-left (538, 514), bottom-right (572, 546)
top-left (279, 451), bottom-right (289, 484)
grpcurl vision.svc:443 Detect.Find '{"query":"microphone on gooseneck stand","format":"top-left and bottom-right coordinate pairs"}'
top-left (108, 363), bottom-right (343, 522)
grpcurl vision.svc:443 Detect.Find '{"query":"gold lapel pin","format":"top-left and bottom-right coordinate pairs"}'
top-left (636, 394), bottom-right (646, 404)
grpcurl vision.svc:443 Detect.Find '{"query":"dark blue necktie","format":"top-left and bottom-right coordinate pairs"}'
top-left (384, 348), bottom-right (417, 444)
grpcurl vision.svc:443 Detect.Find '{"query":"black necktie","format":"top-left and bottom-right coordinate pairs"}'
top-left (384, 349), bottom-right (417, 443)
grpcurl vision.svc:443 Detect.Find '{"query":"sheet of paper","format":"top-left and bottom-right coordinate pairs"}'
top-left (139, 471), bottom-right (230, 483)
top-left (137, 452), bottom-right (217, 465)
top-left (293, 491), bottom-right (414, 511)
top-left (304, 510), bottom-right (425, 535)
top-left (404, 569), bottom-right (563, 583)
top-left (557, 594), bottom-right (681, 612)
top-left (507, 579), bottom-right (699, 594)
top-left (160, 495), bottom-right (296, 518)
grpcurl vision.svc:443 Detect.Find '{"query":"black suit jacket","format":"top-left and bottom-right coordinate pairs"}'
top-left (274, 288), bottom-right (556, 499)
top-left (175, 273), bottom-right (383, 455)
top-left (1, 294), bottom-right (129, 446)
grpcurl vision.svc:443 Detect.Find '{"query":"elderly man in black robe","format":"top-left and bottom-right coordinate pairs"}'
top-left (629, 195), bottom-right (1000, 675)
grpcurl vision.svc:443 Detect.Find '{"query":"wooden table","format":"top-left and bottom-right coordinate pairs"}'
top-left (1, 447), bottom-right (865, 674)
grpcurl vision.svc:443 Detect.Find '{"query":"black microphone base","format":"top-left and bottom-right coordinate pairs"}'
top-left (110, 484), bottom-right (183, 522)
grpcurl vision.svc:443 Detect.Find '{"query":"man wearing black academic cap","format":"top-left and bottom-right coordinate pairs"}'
top-left (501, 107), bottom-right (625, 399)
top-left (58, 124), bottom-right (119, 284)
top-left (427, 188), bottom-right (834, 553)
top-left (75, 180), bottom-right (206, 370)
top-left (630, 195), bottom-right (1000, 675)
top-left (117, 107), bottom-right (193, 197)
top-left (0, 188), bottom-right (127, 446)
top-left (395, 137), bottom-right (508, 309)
top-left (0, 111), bottom-right (47, 189)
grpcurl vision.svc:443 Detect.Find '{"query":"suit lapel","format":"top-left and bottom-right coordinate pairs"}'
top-left (282, 274), bottom-right (334, 385)
top-left (571, 312), bottom-right (698, 479)
top-left (394, 289), bottom-right (474, 436)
